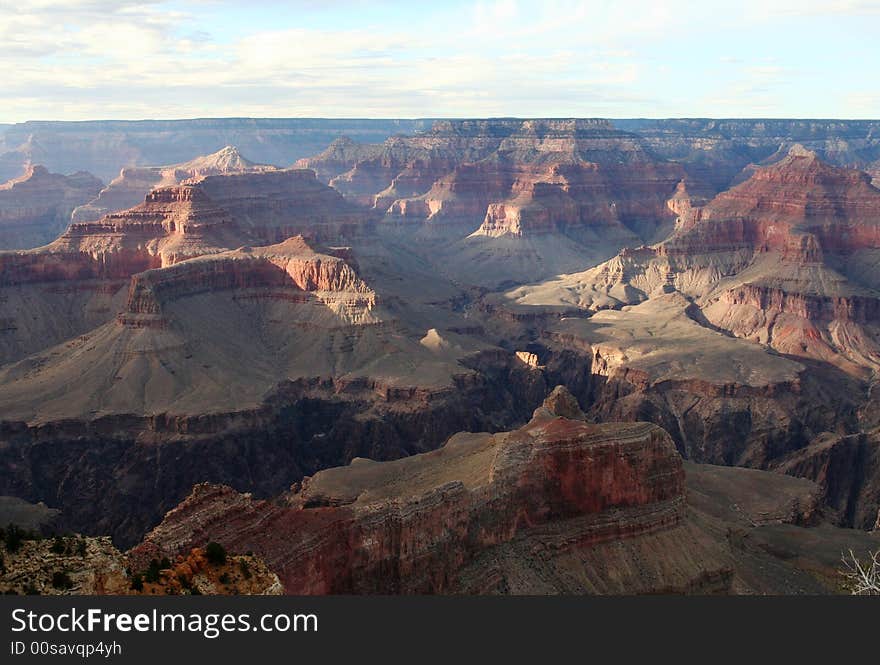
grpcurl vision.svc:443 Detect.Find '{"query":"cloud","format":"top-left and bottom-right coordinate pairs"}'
top-left (0, 0), bottom-right (877, 120)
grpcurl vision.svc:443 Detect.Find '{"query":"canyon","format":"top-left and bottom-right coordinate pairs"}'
top-left (2, 119), bottom-right (880, 594)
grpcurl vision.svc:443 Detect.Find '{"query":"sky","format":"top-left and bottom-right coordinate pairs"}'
top-left (0, 0), bottom-right (878, 122)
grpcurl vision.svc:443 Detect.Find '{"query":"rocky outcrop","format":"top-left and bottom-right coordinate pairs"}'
top-left (0, 534), bottom-right (280, 595)
top-left (121, 237), bottom-right (376, 324)
top-left (130, 387), bottom-right (702, 593)
top-left (71, 146), bottom-right (278, 223)
top-left (124, 384), bottom-right (880, 595)
top-left (772, 429), bottom-right (880, 530)
top-left (0, 166), bottom-right (103, 249)
top-left (508, 147), bottom-right (880, 373)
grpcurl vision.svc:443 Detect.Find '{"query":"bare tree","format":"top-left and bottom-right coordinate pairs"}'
top-left (840, 549), bottom-right (880, 595)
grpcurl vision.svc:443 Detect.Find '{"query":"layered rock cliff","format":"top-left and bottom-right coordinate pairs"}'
top-left (0, 166), bottom-right (103, 249)
top-left (507, 146), bottom-right (880, 373)
top-left (71, 146), bottom-right (278, 223)
top-left (0, 170), bottom-right (372, 365)
top-left (130, 388), bottom-right (719, 593)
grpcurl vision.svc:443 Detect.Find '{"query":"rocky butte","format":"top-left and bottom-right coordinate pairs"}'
top-left (71, 146), bottom-right (279, 223)
top-left (0, 165), bottom-right (103, 249)
top-left (128, 387), bottom-right (879, 594)
top-left (298, 119), bottom-right (684, 287)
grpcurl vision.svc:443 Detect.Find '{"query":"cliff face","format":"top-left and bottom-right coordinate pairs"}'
top-left (0, 166), bottom-right (103, 249)
top-left (772, 429), bottom-right (880, 530)
top-left (509, 146), bottom-right (880, 374)
top-left (614, 119), bottom-right (880, 193)
top-left (296, 119), bottom-right (686, 287)
top-left (195, 169), bottom-right (369, 243)
top-left (130, 388), bottom-right (711, 594)
top-left (0, 170), bottom-right (372, 366)
top-left (71, 146), bottom-right (278, 223)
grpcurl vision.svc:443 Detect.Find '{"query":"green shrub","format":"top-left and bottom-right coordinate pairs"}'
top-left (144, 559), bottom-right (161, 583)
top-left (205, 542), bottom-right (226, 566)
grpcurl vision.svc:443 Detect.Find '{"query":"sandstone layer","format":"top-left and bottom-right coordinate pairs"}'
top-left (71, 146), bottom-right (278, 223)
top-left (127, 387), bottom-right (880, 594)
top-left (505, 146), bottom-right (880, 375)
top-left (0, 166), bottom-right (103, 249)
top-left (299, 119), bottom-right (684, 287)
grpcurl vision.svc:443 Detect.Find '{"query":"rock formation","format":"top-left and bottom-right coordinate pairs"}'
top-left (0, 118), bottom-right (431, 183)
top-left (129, 387), bottom-right (715, 593)
top-left (0, 166), bottom-right (103, 249)
top-left (3, 120), bottom-right (880, 596)
top-left (127, 386), bottom-right (879, 594)
top-left (71, 146), bottom-right (278, 223)
top-left (506, 146), bottom-right (880, 375)
top-left (0, 169), bottom-right (371, 365)
top-left (299, 119), bottom-right (684, 286)
top-left (614, 118), bottom-right (880, 194)
top-left (0, 533), bottom-right (280, 595)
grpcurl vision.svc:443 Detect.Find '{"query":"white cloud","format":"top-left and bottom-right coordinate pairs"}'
top-left (0, 0), bottom-right (877, 120)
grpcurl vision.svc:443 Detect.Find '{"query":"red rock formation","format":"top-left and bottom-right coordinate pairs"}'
top-left (122, 237), bottom-right (375, 322)
top-left (520, 146), bottom-right (880, 372)
top-left (71, 146), bottom-right (278, 223)
top-left (130, 387), bottom-right (690, 593)
top-left (195, 169), bottom-right (368, 243)
top-left (0, 165), bottom-right (103, 249)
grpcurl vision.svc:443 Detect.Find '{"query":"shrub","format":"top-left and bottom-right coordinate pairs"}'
top-left (840, 549), bottom-right (880, 595)
top-left (218, 572), bottom-right (230, 584)
top-left (205, 542), bottom-right (226, 566)
top-left (4, 525), bottom-right (24, 553)
top-left (130, 574), bottom-right (144, 592)
top-left (51, 571), bottom-right (73, 590)
top-left (50, 535), bottom-right (66, 555)
top-left (144, 559), bottom-right (161, 583)
top-left (239, 560), bottom-right (251, 579)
